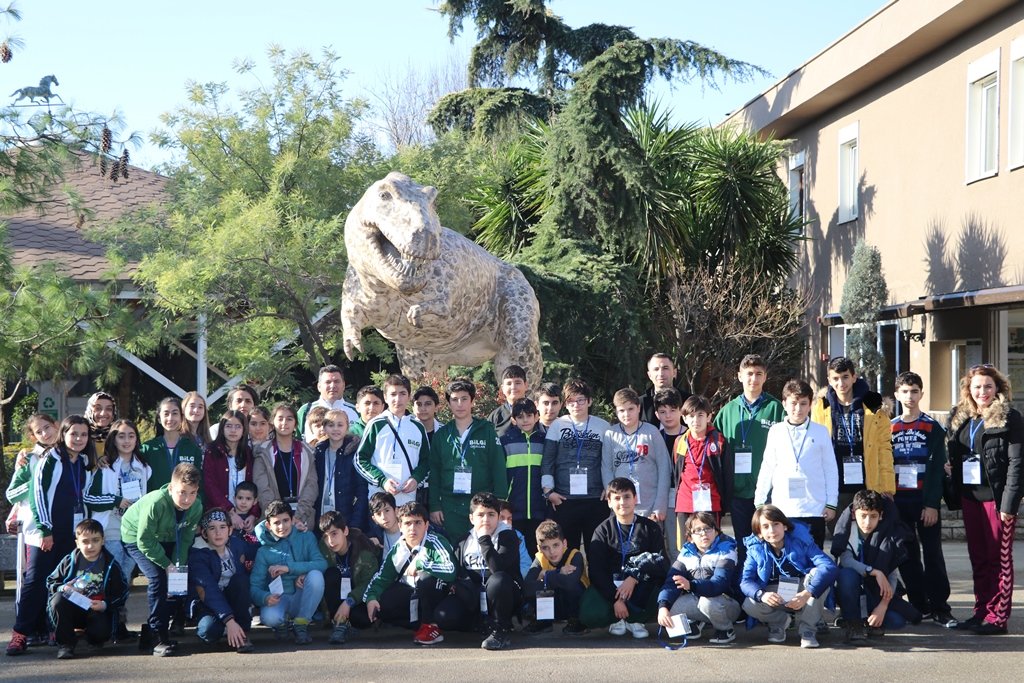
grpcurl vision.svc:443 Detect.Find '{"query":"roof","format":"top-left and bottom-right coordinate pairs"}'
top-left (2, 152), bottom-right (169, 283)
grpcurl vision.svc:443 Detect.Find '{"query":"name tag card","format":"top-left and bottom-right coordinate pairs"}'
top-left (340, 577), bottom-right (352, 600)
top-left (479, 589), bottom-right (488, 613)
top-left (120, 479), bottom-right (142, 501)
top-left (167, 566), bottom-right (189, 596)
top-left (843, 461), bottom-right (864, 485)
top-left (734, 451), bottom-right (753, 475)
top-left (63, 588), bottom-right (94, 611)
top-left (381, 463), bottom-right (404, 483)
top-left (665, 613), bottom-right (692, 638)
top-left (536, 591), bottom-right (555, 620)
top-left (453, 467), bottom-right (473, 494)
top-left (776, 577), bottom-right (800, 603)
top-left (570, 468), bottom-right (588, 496)
top-left (409, 597), bottom-right (419, 623)
top-left (963, 458), bottom-right (982, 485)
top-left (692, 485), bottom-right (712, 512)
top-left (269, 576), bottom-right (284, 596)
top-left (897, 465), bottom-right (919, 489)
top-left (787, 476), bottom-right (806, 499)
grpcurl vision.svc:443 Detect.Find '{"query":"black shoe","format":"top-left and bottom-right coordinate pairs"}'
top-left (113, 624), bottom-right (137, 643)
top-left (932, 611), bottom-right (958, 629)
top-left (954, 615), bottom-right (982, 631)
top-left (152, 640), bottom-right (178, 657)
top-left (481, 629), bottom-right (511, 651)
top-left (170, 618), bottom-right (185, 637)
top-left (56, 645), bottom-right (75, 660)
top-left (138, 624), bottom-right (153, 651)
top-left (522, 620), bottom-right (553, 635)
top-left (562, 618), bottom-right (589, 636)
top-left (971, 621), bottom-right (1007, 636)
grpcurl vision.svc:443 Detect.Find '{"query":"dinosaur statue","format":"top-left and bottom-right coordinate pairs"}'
top-left (342, 172), bottom-right (543, 387)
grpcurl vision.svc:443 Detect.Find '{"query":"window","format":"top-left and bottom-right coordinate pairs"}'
top-left (837, 122), bottom-right (858, 223)
top-left (788, 150), bottom-right (806, 224)
top-left (1009, 38), bottom-right (1024, 169)
top-left (966, 49), bottom-right (1000, 181)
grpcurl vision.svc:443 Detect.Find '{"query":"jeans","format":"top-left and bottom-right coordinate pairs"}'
top-left (195, 572), bottom-right (253, 642)
top-left (835, 566), bottom-right (906, 628)
top-left (260, 570), bottom-right (325, 626)
top-left (125, 542), bottom-right (177, 637)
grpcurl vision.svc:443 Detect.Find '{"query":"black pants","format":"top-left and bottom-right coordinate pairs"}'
top-left (324, 566), bottom-right (364, 618)
top-left (349, 575), bottom-right (449, 629)
top-left (792, 516), bottom-right (826, 549)
top-left (49, 592), bottom-right (113, 647)
top-left (523, 575), bottom-right (584, 620)
top-left (553, 498), bottom-right (608, 556)
top-left (435, 573), bottom-right (523, 632)
top-left (14, 538), bottom-right (75, 634)
top-left (513, 518), bottom-right (541, 557)
top-left (894, 496), bottom-right (951, 614)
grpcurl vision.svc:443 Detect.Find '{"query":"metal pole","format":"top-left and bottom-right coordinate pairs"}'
top-left (197, 313), bottom-right (208, 398)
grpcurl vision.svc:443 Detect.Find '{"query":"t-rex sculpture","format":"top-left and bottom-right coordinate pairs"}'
top-left (342, 172), bottom-right (543, 386)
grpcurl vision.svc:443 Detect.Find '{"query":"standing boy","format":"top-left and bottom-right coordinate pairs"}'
top-left (602, 388), bottom-right (671, 523)
top-left (541, 379), bottom-right (611, 555)
top-left (413, 387), bottom-right (444, 448)
top-left (534, 382), bottom-right (563, 430)
top-left (488, 365), bottom-right (529, 437)
top-left (714, 354), bottom-right (785, 546)
top-left (428, 379), bottom-right (507, 541)
top-left (811, 357), bottom-right (895, 520)
top-left (501, 398), bottom-right (547, 555)
top-left (890, 371), bottom-right (955, 627)
top-left (350, 385), bottom-right (385, 439)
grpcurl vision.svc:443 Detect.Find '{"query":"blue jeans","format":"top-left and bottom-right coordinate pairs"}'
top-left (260, 570), bottom-right (325, 626)
top-left (195, 572), bottom-right (254, 643)
top-left (125, 542), bottom-right (177, 636)
top-left (835, 566), bottom-right (906, 628)
top-left (105, 539), bottom-right (136, 579)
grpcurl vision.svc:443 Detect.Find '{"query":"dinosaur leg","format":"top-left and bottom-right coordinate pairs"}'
top-left (396, 346), bottom-right (446, 386)
top-left (493, 274), bottom-right (543, 389)
top-left (341, 270), bottom-right (370, 361)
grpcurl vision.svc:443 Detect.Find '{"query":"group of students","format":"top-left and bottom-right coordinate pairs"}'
top-left (4, 354), bottom-right (1020, 658)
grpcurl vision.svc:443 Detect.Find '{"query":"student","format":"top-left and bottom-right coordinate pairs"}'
top-left (121, 463), bottom-right (203, 657)
top-left (603, 388), bottom-right (671, 524)
top-left (368, 491), bottom-right (403, 553)
top-left (46, 519), bottom-right (128, 660)
top-left (413, 386), bottom-right (444, 448)
top-left (580, 478), bottom-right (667, 637)
top-left (182, 391), bottom-right (212, 450)
top-left (313, 409), bottom-right (369, 534)
top-left (501, 398), bottom-right (546, 556)
top-left (498, 500), bottom-right (533, 576)
top-left (7, 415), bottom-right (96, 657)
top-left (435, 492), bottom-right (523, 650)
top-left (143, 397), bottom-right (204, 492)
top-left (297, 364), bottom-right (359, 443)
top-left (246, 406), bottom-right (272, 449)
top-left (84, 391), bottom-right (117, 447)
top-left (890, 371), bottom-right (956, 628)
top-left (350, 385), bottom-right (385, 439)
top-left (252, 403), bottom-right (318, 531)
top-left (541, 378), bottom-right (611, 555)
top-left (355, 375), bottom-right (429, 507)
top-left (811, 356), bottom-right (895, 520)
top-left (230, 482), bottom-right (260, 547)
top-left (831, 489), bottom-right (916, 642)
top-left (522, 520), bottom-right (589, 635)
top-left (740, 504), bottom-right (838, 649)
top-left (304, 406), bottom-right (329, 448)
top-left (671, 395), bottom-right (731, 554)
top-left (656, 512), bottom-right (742, 644)
top-left (354, 502), bottom-right (457, 645)
top-left (640, 354), bottom-right (691, 427)
top-left (429, 378), bottom-right (507, 540)
top-left (210, 386), bottom-right (261, 441)
top-left (534, 382), bottom-right (563, 430)
top-left (318, 511), bottom-right (381, 645)
top-left (654, 388), bottom-right (685, 455)
top-left (188, 509), bottom-right (255, 653)
top-left (203, 411), bottom-right (256, 525)
top-left (488, 364), bottom-right (529, 437)
top-left (250, 500), bottom-right (327, 644)
top-left (755, 380), bottom-right (839, 549)
top-left (714, 354), bottom-right (785, 548)
top-left (88, 419), bottom-right (151, 642)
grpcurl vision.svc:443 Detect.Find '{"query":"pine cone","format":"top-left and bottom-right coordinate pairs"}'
top-left (119, 149), bottom-right (129, 178)
top-left (101, 127), bottom-right (112, 153)
top-left (109, 159), bottom-right (120, 181)
top-left (0, 42), bottom-right (11, 63)
top-left (99, 155), bottom-right (108, 177)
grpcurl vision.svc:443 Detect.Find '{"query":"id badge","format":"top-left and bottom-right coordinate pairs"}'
top-left (168, 565), bottom-right (189, 596)
top-left (897, 464), bottom-right (919, 489)
top-left (570, 467), bottom-right (588, 496)
top-left (843, 459), bottom-right (864, 485)
top-left (787, 475), bottom-right (806, 499)
top-left (479, 589), bottom-right (488, 613)
top-left (692, 484), bottom-right (712, 512)
top-left (453, 466), bottom-right (473, 495)
top-left (63, 588), bottom-right (93, 611)
top-left (381, 462), bottom-right (404, 483)
top-left (120, 479), bottom-right (142, 501)
top-left (536, 590), bottom-right (555, 620)
top-left (734, 451), bottom-right (753, 474)
top-left (613, 572), bottom-right (625, 589)
top-left (963, 457), bottom-right (982, 485)
top-left (776, 576), bottom-right (800, 602)
top-left (409, 597), bottom-right (419, 623)
top-left (666, 613), bottom-right (692, 637)
top-left (340, 577), bottom-right (352, 600)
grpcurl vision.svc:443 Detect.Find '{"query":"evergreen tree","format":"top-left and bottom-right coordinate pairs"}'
top-left (839, 240), bottom-right (889, 381)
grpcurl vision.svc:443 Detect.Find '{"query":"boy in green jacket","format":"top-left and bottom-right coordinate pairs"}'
top-left (122, 463), bottom-right (203, 657)
top-left (429, 378), bottom-right (507, 540)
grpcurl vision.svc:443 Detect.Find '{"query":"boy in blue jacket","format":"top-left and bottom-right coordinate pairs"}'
top-left (189, 508), bottom-right (255, 653)
top-left (500, 398), bottom-right (547, 556)
top-left (741, 504), bottom-right (837, 649)
top-left (250, 500), bottom-right (328, 645)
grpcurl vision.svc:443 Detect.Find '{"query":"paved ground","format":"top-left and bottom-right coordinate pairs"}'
top-left (1, 541), bottom-right (1022, 683)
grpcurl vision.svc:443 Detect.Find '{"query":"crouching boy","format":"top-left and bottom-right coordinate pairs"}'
top-left (319, 511), bottom-right (381, 645)
top-left (522, 520), bottom-right (589, 635)
top-left (188, 509), bottom-right (255, 653)
top-left (47, 519), bottom-right (129, 660)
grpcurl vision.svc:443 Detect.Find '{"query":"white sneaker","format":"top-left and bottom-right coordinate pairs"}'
top-left (608, 619), bottom-right (627, 636)
top-left (625, 621), bottom-right (649, 639)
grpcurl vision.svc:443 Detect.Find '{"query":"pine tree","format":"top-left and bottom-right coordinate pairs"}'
top-left (839, 240), bottom-right (889, 381)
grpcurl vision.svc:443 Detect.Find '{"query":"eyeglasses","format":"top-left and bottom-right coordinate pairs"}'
top-left (689, 527), bottom-right (715, 535)
top-left (565, 397), bottom-right (590, 405)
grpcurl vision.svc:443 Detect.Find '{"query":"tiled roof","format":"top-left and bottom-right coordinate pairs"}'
top-left (2, 152), bottom-right (168, 283)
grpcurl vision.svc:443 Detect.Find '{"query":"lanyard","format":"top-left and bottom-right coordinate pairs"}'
top-left (174, 512), bottom-right (186, 567)
top-left (686, 435), bottom-right (708, 483)
top-left (325, 447), bottom-right (339, 497)
top-left (789, 421), bottom-right (811, 468)
top-left (738, 396), bottom-right (764, 446)
top-left (837, 406), bottom-right (857, 459)
top-left (450, 423), bottom-right (474, 468)
top-left (163, 437), bottom-right (179, 473)
top-left (768, 543), bottom-right (791, 579)
top-left (615, 520), bottom-right (636, 570)
top-left (619, 424), bottom-right (640, 477)
top-left (969, 418), bottom-right (984, 452)
top-left (337, 552), bottom-right (351, 576)
top-left (573, 417), bottom-right (591, 468)
top-left (275, 442), bottom-right (297, 497)
top-left (68, 455), bottom-right (84, 506)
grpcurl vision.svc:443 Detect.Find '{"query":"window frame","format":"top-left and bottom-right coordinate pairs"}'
top-left (837, 122), bottom-right (859, 224)
top-left (965, 49), bottom-right (1001, 183)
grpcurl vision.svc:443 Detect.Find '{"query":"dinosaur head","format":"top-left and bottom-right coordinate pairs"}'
top-left (348, 172), bottom-right (442, 294)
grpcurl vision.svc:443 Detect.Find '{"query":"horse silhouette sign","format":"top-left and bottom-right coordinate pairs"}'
top-left (11, 74), bottom-right (61, 104)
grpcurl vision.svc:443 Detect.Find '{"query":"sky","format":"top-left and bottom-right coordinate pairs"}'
top-left (1, 1), bottom-right (888, 169)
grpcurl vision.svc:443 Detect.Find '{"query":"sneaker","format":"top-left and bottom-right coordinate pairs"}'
top-left (562, 619), bottom-right (589, 636)
top-left (932, 611), bottom-right (958, 629)
top-left (522, 620), bottom-right (553, 635)
top-left (236, 639), bottom-right (255, 654)
top-left (56, 645), bottom-right (75, 660)
top-left (688, 621), bottom-right (704, 640)
top-left (272, 624), bottom-right (291, 641)
top-left (624, 621), bottom-right (649, 639)
top-left (138, 624), bottom-right (153, 651)
top-left (413, 623), bottom-right (444, 645)
top-left (845, 622), bottom-right (867, 644)
top-left (800, 633), bottom-right (820, 649)
top-left (328, 622), bottom-right (351, 645)
top-left (6, 632), bottom-right (28, 656)
top-left (608, 619), bottom-right (627, 636)
top-left (708, 628), bottom-right (736, 644)
top-left (867, 626), bottom-right (886, 638)
top-left (767, 616), bottom-right (791, 644)
top-left (954, 614), bottom-right (982, 631)
top-left (170, 617), bottom-right (186, 636)
top-left (971, 621), bottom-right (1007, 636)
top-left (481, 629), bottom-right (511, 651)
top-left (152, 641), bottom-right (178, 657)
top-left (833, 616), bottom-right (846, 628)
top-left (114, 624), bottom-right (137, 643)
top-left (292, 623), bottom-right (312, 645)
